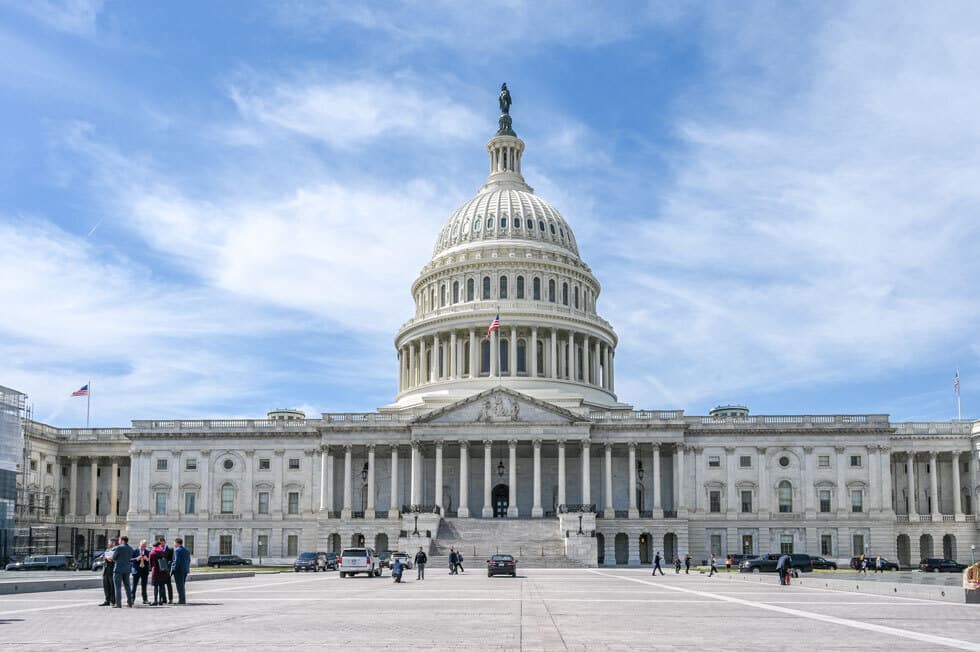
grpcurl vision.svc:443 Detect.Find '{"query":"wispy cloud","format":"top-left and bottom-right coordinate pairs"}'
top-left (6, 0), bottom-right (105, 37)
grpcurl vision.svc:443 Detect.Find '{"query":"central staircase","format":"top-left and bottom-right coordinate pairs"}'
top-left (428, 517), bottom-right (588, 568)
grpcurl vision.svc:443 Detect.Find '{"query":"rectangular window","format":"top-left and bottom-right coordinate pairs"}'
top-left (710, 534), bottom-right (722, 556)
top-left (820, 534), bottom-right (833, 556)
top-left (780, 534), bottom-right (794, 555)
top-left (709, 491), bottom-right (721, 512)
top-left (257, 535), bottom-right (269, 557)
top-left (183, 535), bottom-right (195, 555)
top-left (852, 534), bottom-right (865, 557)
top-left (219, 535), bottom-right (232, 555)
top-left (258, 492), bottom-right (270, 515)
top-left (184, 492), bottom-right (196, 514)
top-left (851, 490), bottom-right (863, 513)
top-left (708, 456), bottom-right (720, 468)
top-left (29, 460), bottom-right (37, 471)
top-left (818, 455), bottom-right (830, 468)
top-left (739, 455), bottom-right (752, 468)
top-left (288, 492), bottom-right (300, 515)
top-left (156, 458), bottom-right (168, 471)
top-left (288, 458), bottom-right (300, 470)
top-left (287, 534), bottom-right (299, 557)
top-left (819, 490), bottom-right (831, 513)
top-left (258, 458), bottom-right (270, 471)
top-left (850, 455), bottom-right (862, 468)
top-left (741, 534), bottom-right (754, 555)
top-left (46, 463), bottom-right (53, 474)
top-left (185, 458), bottom-right (197, 471)
top-left (155, 492), bottom-right (167, 515)
top-left (741, 490), bottom-right (752, 513)
top-left (61, 466), bottom-right (68, 477)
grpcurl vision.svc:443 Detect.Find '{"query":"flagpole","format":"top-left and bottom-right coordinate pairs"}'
top-left (86, 379), bottom-right (91, 429)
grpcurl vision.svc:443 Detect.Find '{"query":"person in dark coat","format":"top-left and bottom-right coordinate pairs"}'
top-left (111, 535), bottom-right (136, 608)
top-left (391, 558), bottom-right (404, 583)
top-left (171, 537), bottom-right (191, 605)
top-left (159, 537), bottom-right (174, 604)
top-left (776, 554), bottom-right (791, 585)
top-left (684, 554), bottom-right (691, 574)
top-left (149, 542), bottom-right (170, 605)
top-left (132, 540), bottom-right (151, 605)
top-left (414, 547), bottom-right (427, 580)
top-left (100, 539), bottom-right (117, 606)
top-left (652, 551), bottom-right (664, 576)
top-left (674, 555), bottom-right (681, 574)
top-left (448, 548), bottom-right (459, 575)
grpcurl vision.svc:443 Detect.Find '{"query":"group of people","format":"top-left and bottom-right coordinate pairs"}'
top-left (391, 547), bottom-right (429, 583)
top-left (651, 552), bottom-right (694, 575)
top-left (100, 535), bottom-right (191, 608)
top-left (855, 554), bottom-right (887, 573)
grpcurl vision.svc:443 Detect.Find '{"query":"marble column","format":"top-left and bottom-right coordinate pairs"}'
top-left (509, 326), bottom-right (517, 376)
top-left (110, 459), bottom-right (119, 517)
top-left (582, 334), bottom-right (590, 385)
top-left (953, 452), bottom-right (963, 518)
top-left (125, 456), bottom-right (137, 518)
top-left (408, 343), bottom-right (416, 387)
top-left (603, 443), bottom-right (614, 518)
top-left (880, 447), bottom-right (893, 514)
top-left (469, 328), bottom-right (477, 379)
top-left (389, 445), bottom-right (399, 517)
top-left (726, 446), bottom-right (737, 513)
top-left (569, 333), bottom-right (577, 381)
top-left (507, 439), bottom-right (518, 518)
top-left (691, 447), bottom-right (702, 513)
top-left (449, 331), bottom-right (457, 379)
top-left (342, 444), bottom-right (353, 518)
top-left (581, 441), bottom-right (592, 506)
top-left (530, 327), bottom-right (538, 377)
top-left (532, 439), bottom-right (543, 518)
top-left (675, 446), bottom-right (686, 514)
top-left (801, 447), bottom-right (813, 513)
top-left (757, 447), bottom-right (768, 516)
top-left (651, 444), bottom-right (661, 514)
top-left (419, 338), bottom-right (427, 384)
top-left (410, 442), bottom-right (420, 506)
top-left (602, 343), bottom-right (610, 389)
top-left (557, 441), bottom-right (566, 508)
top-left (89, 459), bottom-right (98, 516)
top-left (68, 457), bottom-right (78, 518)
top-left (929, 451), bottom-right (940, 519)
top-left (835, 446), bottom-right (847, 515)
top-left (458, 441), bottom-right (470, 518)
top-left (482, 440), bottom-right (493, 518)
top-left (319, 448), bottom-right (329, 511)
top-left (608, 350), bottom-right (615, 392)
top-left (593, 339), bottom-right (601, 386)
top-left (550, 329), bottom-right (558, 378)
top-left (434, 441), bottom-right (444, 514)
top-left (907, 453), bottom-right (917, 515)
top-left (431, 335), bottom-right (439, 382)
top-left (366, 444), bottom-right (376, 518)
top-left (867, 445), bottom-right (880, 512)
top-left (628, 442), bottom-right (638, 518)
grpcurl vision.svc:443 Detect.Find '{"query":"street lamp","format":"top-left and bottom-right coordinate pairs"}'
top-left (637, 460), bottom-right (644, 481)
top-left (361, 463), bottom-right (368, 482)
top-left (497, 459), bottom-right (505, 478)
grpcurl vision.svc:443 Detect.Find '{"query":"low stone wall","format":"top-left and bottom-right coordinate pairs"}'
top-left (0, 570), bottom-right (256, 595)
top-left (719, 570), bottom-right (973, 604)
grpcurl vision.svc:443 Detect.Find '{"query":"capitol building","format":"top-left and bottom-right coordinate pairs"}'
top-left (10, 90), bottom-right (980, 568)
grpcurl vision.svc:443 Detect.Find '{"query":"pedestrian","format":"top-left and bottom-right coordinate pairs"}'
top-left (171, 537), bottom-right (191, 605)
top-left (859, 553), bottom-right (866, 574)
top-left (391, 557), bottom-right (403, 583)
top-left (149, 540), bottom-right (169, 605)
top-left (684, 553), bottom-right (691, 574)
top-left (652, 551), bottom-right (664, 576)
top-left (111, 535), bottom-right (136, 608)
top-left (875, 555), bottom-right (883, 574)
top-left (725, 555), bottom-right (733, 572)
top-left (99, 538), bottom-right (117, 607)
top-left (449, 548), bottom-right (459, 575)
top-left (414, 546), bottom-right (427, 580)
top-left (159, 537), bottom-right (174, 604)
top-left (457, 551), bottom-right (464, 573)
top-left (674, 555), bottom-right (681, 574)
top-left (132, 540), bottom-right (151, 605)
top-left (776, 553), bottom-right (790, 585)
top-left (708, 554), bottom-right (718, 577)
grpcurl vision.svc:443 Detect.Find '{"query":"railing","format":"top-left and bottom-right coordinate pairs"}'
top-left (323, 412), bottom-right (419, 424)
top-left (557, 504), bottom-right (596, 514)
top-left (27, 421), bottom-right (131, 441)
top-left (942, 514), bottom-right (956, 522)
top-left (350, 511), bottom-right (365, 519)
top-left (400, 504), bottom-right (442, 515)
top-left (771, 512), bottom-right (804, 520)
top-left (892, 422), bottom-right (974, 435)
top-left (212, 514), bottom-right (242, 520)
top-left (397, 300), bottom-right (616, 334)
top-left (689, 414), bottom-right (890, 428)
top-left (663, 510), bottom-right (677, 519)
top-left (895, 514), bottom-right (910, 522)
top-left (132, 419), bottom-right (314, 431)
top-left (589, 409), bottom-right (685, 421)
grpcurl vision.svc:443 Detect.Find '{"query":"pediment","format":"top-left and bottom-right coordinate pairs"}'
top-left (415, 387), bottom-right (583, 425)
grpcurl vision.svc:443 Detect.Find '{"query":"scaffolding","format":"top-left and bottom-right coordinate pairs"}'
top-left (0, 385), bottom-right (26, 565)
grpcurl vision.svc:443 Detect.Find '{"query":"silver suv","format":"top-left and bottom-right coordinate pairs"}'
top-left (339, 547), bottom-right (381, 578)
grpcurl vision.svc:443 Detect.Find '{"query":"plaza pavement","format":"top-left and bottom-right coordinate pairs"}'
top-left (0, 567), bottom-right (978, 651)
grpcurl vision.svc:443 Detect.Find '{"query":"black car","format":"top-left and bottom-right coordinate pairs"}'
top-left (293, 552), bottom-right (327, 572)
top-left (323, 552), bottom-right (338, 570)
top-left (811, 556), bottom-right (838, 570)
top-left (207, 554), bottom-right (253, 568)
top-left (919, 558), bottom-right (967, 573)
top-left (740, 553), bottom-right (814, 573)
top-left (850, 556), bottom-right (899, 571)
top-left (487, 554), bottom-right (517, 577)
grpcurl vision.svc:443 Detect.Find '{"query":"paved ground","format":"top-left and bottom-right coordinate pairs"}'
top-left (1, 567), bottom-right (978, 651)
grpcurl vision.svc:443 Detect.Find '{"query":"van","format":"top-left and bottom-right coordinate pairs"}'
top-left (339, 547), bottom-right (381, 578)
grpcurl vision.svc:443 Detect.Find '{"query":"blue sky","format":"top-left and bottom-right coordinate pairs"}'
top-left (2, 1), bottom-right (978, 426)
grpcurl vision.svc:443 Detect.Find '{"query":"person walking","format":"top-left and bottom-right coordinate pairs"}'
top-left (132, 540), bottom-right (151, 605)
top-left (171, 537), bottom-right (191, 605)
top-left (776, 553), bottom-right (790, 586)
top-left (674, 555), bottom-right (681, 574)
top-left (149, 541), bottom-right (169, 605)
top-left (684, 553), bottom-right (691, 574)
top-left (875, 555), bottom-right (883, 574)
top-left (725, 555), bottom-right (733, 572)
top-left (448, 548), bottom-right (459, 575)
top-left (414, 546), bottom-right (427, 580)
top-left (708, 553), bottom-right (718, 577)
top-left (99, 538), bottom-right (117, 607)
top-left (456, 551), bottom-right (464, 573)
top-left (859, 553), bottom-right (867, 574)
top-left (111, 536), bottom-right (136, 608)
top-left (652, 551), bottom-right (664, 576)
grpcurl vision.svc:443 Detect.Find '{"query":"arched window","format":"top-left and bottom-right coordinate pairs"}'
top-left (220, 483), bottom-right (235, 514)
top-left (538, 220), bottom-right (545, 231)
top-left (516, 276), bottom-right (525, 299)
top-left (533, 277), bottom-right (541, 300)
top-left (486, 217), bottom-right (494, 230)
top-left (440, 284), bottom-right (446, 307)
top-left (778, 481), bottom-right (793, 513)
top-left (517, 339), bottom-right (527, 373)
top-left (576, 345), bottom-right (583, 380)
top-left (430, 289), bottom-right (436, 310)
top-left (481, 340), bottom-right (490, 375)
top-left (573, 286), bottom-right (579, 308)
top-left (526, 218), bottom-right (533, 229)
top-left (548, 279), bottom-right (556, 303)
top-left (562, 282), bottom-right (569, 306)
top-left (499, 276), bottom-right (508, 299)
top-left (452, 281), bottom-right (460, 304)
top-left (467, 278), bottom-right (475, 301)
top-left (500, 217), bottom-right (507, 228)
top-left (482, 276), bottom-right (491, 300)
top-left (500, 339), bottom-right (509, 374)
top-left (536, 341), bottom-right (545, 376)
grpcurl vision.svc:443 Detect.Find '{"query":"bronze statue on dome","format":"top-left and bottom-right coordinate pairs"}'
top-left (499, 83), bottom-right (512, 115)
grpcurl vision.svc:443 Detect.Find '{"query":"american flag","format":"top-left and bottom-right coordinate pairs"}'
top-left (71, 384), bottom-right (89, 397)
top-left (484, 314), bottom-right (500, 340)
top-left (954, 369), bottom-right (960, 396)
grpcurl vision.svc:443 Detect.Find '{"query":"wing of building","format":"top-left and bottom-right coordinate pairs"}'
top-left (10, 91), bottom-right (980, 569)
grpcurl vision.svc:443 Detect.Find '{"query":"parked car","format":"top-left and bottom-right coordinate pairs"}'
top-left (487, 554), bottom-right (517, 577)
top-left (4, 558), bottom-right (25, 571)
top-left (323, 552), bottom-right (339, 570)
top-left (90, 552), bottom-right (108, 572)
top-left (849, 556), bottom-right (899, 571)
top-left (740, 553), bottom-right (814, 573)
top-left (293, 552), bottom-right (328, 572)
top-left (5, 555), bottom-right (76, 571)
top-left (811, 556), bottom-right (838, 570)
top-left (207, 555), bottom-right (253, 568)
top-left (339, 547), bottom-right (381, 577)
top-left (919, 558), bottom-right (967, 573)
top-left (389, 551), bottom-right (412, 570)
top-left (378, 551), bottom-right (392, 569)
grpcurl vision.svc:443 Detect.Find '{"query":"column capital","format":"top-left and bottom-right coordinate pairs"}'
top-left (459, 439), bottom-right (469, 450)
top-left (171, 450), bottom-right (182, 458)
top-left (928, 450), bottom-right (939, 460)
top-left (691, 445), bottom-right (703, 454)
top-left (508, 438), bottom-right (518, 448)
top-left (200, 449), bottom-right (211, 457)
top-left (628, 441), bottom-right (637, 451)
top-left (245, 450), bottom-right (255, 458)
top-left (834, 445), bottom-right (846, 454)
top-left (274, 449), bottom-right (285, 457)
top-left (433, 440), bottom-right (443, 450)
top-left (533, 438), bottom-right (542, 448)
top-left (343, 443), bottom-right (353, 452)
top-left (650, 442), bottom-right (661, 451)
top-left (366, 443), bottom-right (376, 452)
top-left (581, 439), bottom-right (592, 450)
top-left (724, 446), bottom-right (736, 453)
top-left (319, 444), bottom-right (330, 454)
top-left (803, 446), bottom-right (814, 454)
top-left (676, 444), bottom-right (687, 453)
top-left (756, 446), bottom-right (766, 455)
top-left (483, 439), bottom-right (493, 449)
top-left (304, 448), bottom-right (316, 457)
top-left (604, 441), bottom-right (613, 451)
top-left (557, 439), bottom-right (566, 449)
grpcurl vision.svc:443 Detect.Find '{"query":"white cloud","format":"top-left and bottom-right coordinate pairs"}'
top-left (8, 0), bottom-right (105, 37)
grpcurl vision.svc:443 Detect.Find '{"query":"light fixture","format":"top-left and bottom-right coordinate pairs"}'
top-left (637, 460), bottom-right (644, 481)
top-left (497, 459), bottom-right (505, 478)
top-left (361, 462), bottom-right (369, 481)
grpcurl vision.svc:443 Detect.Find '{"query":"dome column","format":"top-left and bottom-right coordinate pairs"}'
top-left (509, 326), bottom-right (517, 377)
top-left (593, 339), bottom-right (601, 387)
top-left (530, 327), bottom-right (538, 377)
top-left (582, 334), bottom-right (590, 385)
top-left (431, 334), bottom-right (439, 382)
top-left (418, 338), bottom-right (426, 386)
top-left (549, 329), bottom-right (557, 378)
top-left (449, 330), bottom-right (458, 379)
top-left (570, 332), bottom-right (577, 382)
top-left (468, 328), bottom-right (477, 379)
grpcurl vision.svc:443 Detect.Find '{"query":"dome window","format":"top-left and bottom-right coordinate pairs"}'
top-left (532, 277), bottom-right (541, 300)
top-left (499, 276), bottom-right (508, 299)
top-left (550, 224), bottom-right (557, 235)
top-left (487, 218), bottom-right (494, 230)
top-left (516, 276), bottom-right (525, 299)
top-left (482, 276), bottom-right (491, 300)
top-left (548, 279), bottom-right (556, 303)
top-left (500, 217), bottom-right (507, 228)
top-left (466, 278), bottom-right (475, 302)
top-left (515, 218), bottom-right (521, 228)
top-left (559, 227), bottom-right (565, 238)
top-left (573, 286), bottom-right (579, 309)
top-left (562, 282), bottom-right (569, 306)
top-left (452, 281), bottom-right (460, 304)
top-left (538, 220), bottom-right (545, 231)
top-left (473, 217), bottom-right (481, 232)
top-left (526, 219), bottom-right (533, 229)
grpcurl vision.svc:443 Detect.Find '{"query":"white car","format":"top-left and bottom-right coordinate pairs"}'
top-left (339, 547), bottom-right (382, 578)
top-left (389, 551), bottom-right (412, 570)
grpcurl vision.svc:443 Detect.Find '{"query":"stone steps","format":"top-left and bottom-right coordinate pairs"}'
top-left (431, 517), bottom-right (581, 567)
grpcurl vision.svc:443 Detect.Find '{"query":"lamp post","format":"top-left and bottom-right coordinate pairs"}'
top-left (972, 544), bottom-right (976, 564)
top-left (577, 514), bottom-right (583, 535)
top-left (413, 514), bottom-right (419, 536)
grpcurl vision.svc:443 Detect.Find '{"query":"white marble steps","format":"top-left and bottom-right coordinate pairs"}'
top-left (429, 517), bottom-right (586, 567)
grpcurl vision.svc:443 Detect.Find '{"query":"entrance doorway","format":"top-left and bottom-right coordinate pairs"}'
top-left (492, 484), bottom-right (509, 518)
top-left (639, 533), bottom-right (651, 564)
